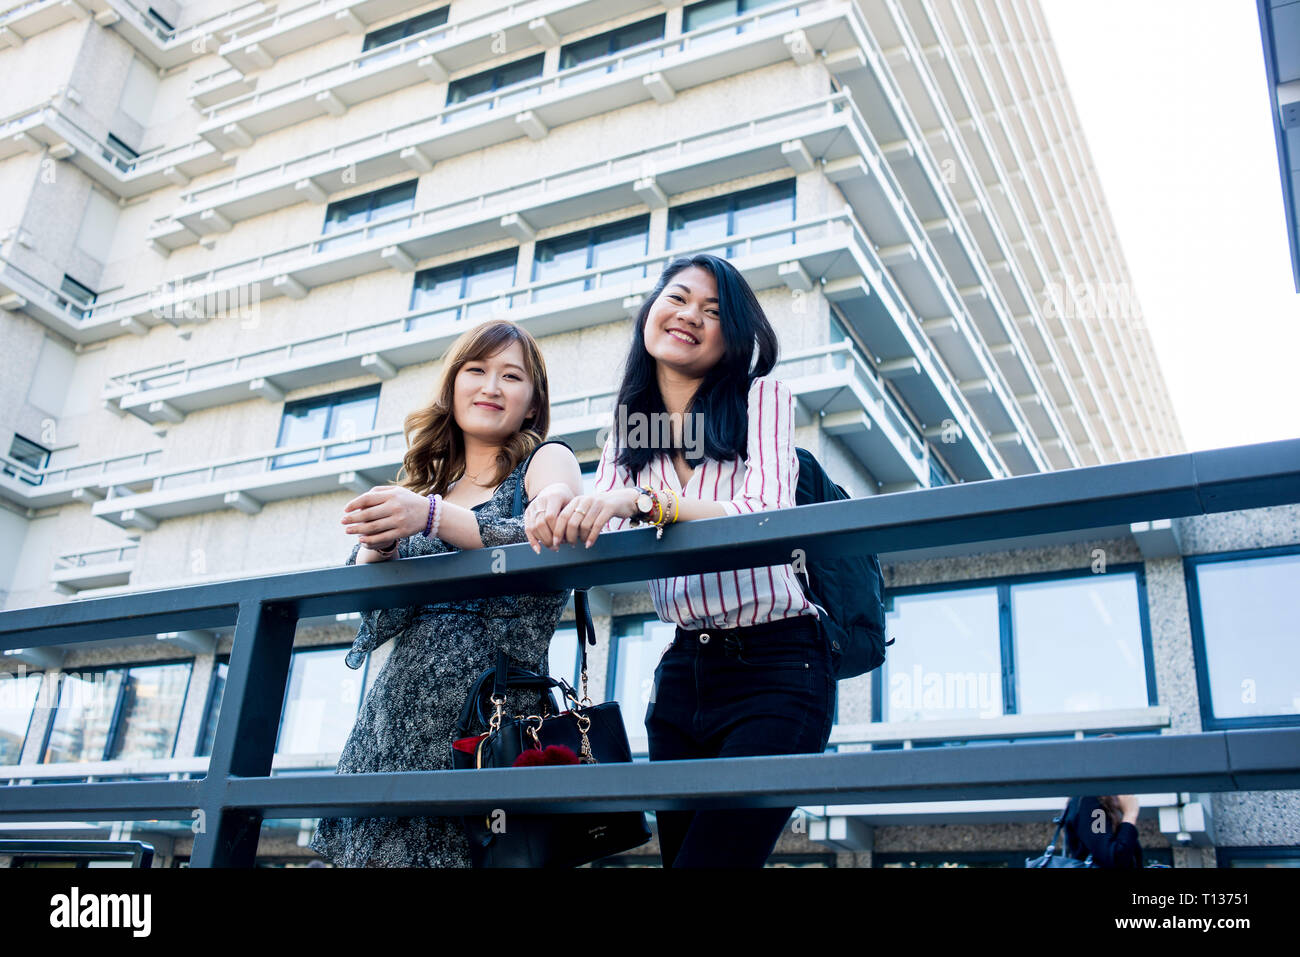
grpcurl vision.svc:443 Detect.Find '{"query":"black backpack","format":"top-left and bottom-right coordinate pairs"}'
top-left (792, 447), bottom-right (893, 679)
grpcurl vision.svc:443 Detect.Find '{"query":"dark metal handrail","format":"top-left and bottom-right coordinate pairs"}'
top-left (1, 437), bottom-right (1298, 866)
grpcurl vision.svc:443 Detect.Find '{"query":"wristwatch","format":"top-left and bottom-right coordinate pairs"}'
top-left (629, 486), bottom-right (658, 526)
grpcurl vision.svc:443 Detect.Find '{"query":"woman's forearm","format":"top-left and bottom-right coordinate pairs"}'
top-left (661, 493), bottom-right (730, 523)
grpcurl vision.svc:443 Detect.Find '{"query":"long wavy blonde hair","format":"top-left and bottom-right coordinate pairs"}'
top-left (392, 320), bottom-right (552, 496)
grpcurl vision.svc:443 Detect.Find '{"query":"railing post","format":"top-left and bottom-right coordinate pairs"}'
top-left (190, 597), bottom-right (297, 867)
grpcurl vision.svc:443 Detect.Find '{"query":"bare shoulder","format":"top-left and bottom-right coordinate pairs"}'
top-left (524, 441), bottom-right (579, 498)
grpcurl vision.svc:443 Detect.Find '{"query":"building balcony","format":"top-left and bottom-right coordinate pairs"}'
top-left (105, 204), bottom-right (1003, 481)
top-left (0, 96), bottom-right (227, 200)
top-left (0, 447), bottom-right (163, 510)
top-left (0, 0), bottom-right (269, 69)
top-left (193, 0), bottom-right (851, 152)
top-left (217, 0), bottom-right (444, 74)
top-left (50, 542), bottom-right (139, 594)
top-left (88, 340), bottom-right (933, 531)
top-left (81, 96), bottom-right (860, 337)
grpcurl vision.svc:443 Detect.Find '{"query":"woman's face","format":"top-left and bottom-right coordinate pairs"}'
top-left (453, 340), bottom-right (537, 442)
top-left (643, 265), bottom-right (726, 378)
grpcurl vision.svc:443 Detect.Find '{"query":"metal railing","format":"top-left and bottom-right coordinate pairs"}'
top-left (1, 438), bottom-right (1298, 865)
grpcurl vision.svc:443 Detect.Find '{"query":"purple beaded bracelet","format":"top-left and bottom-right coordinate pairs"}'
top-left (424, 493), bottom-right (442, 538)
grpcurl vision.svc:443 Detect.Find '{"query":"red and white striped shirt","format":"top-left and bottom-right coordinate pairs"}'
top-left (592, 375), bottom-right (818, 630)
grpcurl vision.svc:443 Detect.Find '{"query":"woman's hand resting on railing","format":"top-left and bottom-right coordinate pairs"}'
top-left (548, 488), bottom-right (640, 549)
top-left (524, 481), bottom-right (583, 553)
top-left (342, 485), bottom-right (430, 559)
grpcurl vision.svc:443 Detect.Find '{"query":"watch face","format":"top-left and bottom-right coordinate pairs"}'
top-left (636, 492), bottom-right (654, 515)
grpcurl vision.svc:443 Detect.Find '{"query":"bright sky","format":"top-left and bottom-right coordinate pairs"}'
top-left (1038, 0), bottom-right (1300, 453)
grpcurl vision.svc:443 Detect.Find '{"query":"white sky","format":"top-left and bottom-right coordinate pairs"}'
top-left (1038, 0), bottom-right (1300, 452)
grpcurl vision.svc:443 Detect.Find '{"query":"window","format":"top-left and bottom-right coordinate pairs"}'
top-left (531, 216), bottom-right (650, 302)
top-left (667, 179), bottom-right (795, 259)
top-left (145, 6), bottom-right (174, 33)
top-left (196, 659), bottom-right (227, 758)
top-left (0, 671), bottom-right (42, 765)
top-left (444, 53), bottom-right (545, 124)
top-left (408, 249), bottom-right (517, 328)
top-left (1216, 847), bottom-right (1300, 868)
top-left (362, 7), bottom-right (449, 53)
top-left (874, 567), bottom-right (1153, 725)
top-left (274, 647), bottom-right (367, 756)
top-left (58, 274), bottom-right (97, 319)
top-left (1186, 546), bottom-right (1300, 728)
top-left (559, 16), bottom-right (665, 77)
top-left (683, 0), bottom-right (790, 34)
top-left (318, 180), bottom-right (417, 251)
top-left (40, 663), bottom-right (192, 764)
top-left (272, 386), bottom-right (380, 469)
top-left (549, 626), bottom-right (580, 689)
top-left (608, 615), bottom-right (676, 751)
top-left (927, 450), bottom-right (954, 488)
top-left (3, 434), bottom-right (50, 486)
top-left (101, 133), bottom-right (139, 172)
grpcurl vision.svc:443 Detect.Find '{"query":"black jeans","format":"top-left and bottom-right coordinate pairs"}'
top-left (645, 613), bottom-right (836, 868)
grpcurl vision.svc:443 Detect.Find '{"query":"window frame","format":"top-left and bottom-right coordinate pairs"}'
top-left (530, 214), bottom-right (651, 292)
top-left (0, 670), bottom-right (45, 766)
top-left (320, 180), bottom-right (418, 236)
top-left (409, 247), bottom-right (519, 316)
top-left (361, 6), bottom-right (450, 52)
top-left (272, 384), bottom-right (381, 468)
top-left (444, 52), bottom-right (547, 109)
top-left (1184, 543), bottom-right (1300, 730)
top-left (37, 659), bottom-right (194, 765)
top-left (870, 563), bottom-right (1156, 724)
top-left (558, 14), bottom-right (666, 72)
top-left (666, 178), bottom-right (796, 257)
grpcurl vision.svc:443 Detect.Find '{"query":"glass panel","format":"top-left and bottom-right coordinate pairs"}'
top-left (1011, 574), bottom-right (1147, 714)
top-left (411, 265), bottom-right (465, 312)
top-left (1194, 552), bottom-right (1300, 719)
top-left (43, 671), bottom-right (125, 763)
top-left (591, 218), bottom-right (650, 269)
top-left (106, 663), bottom-right (191, 760)
top-left (684, 0), bottom-right (740, 32)
top-left (197, 661), bottom-right (228, 757)
top-left (0, 672), bottom-right (42, 764)
top-left (882, 588), bottom-right (1003, 722)
top-left (9, 435), bottom-right (49, 470)
top-left (667, 196), bottom-right (729, 251)
top-left (549, 627), bottom-right (579, 688)
top-left (611, 619), bottom-right (676, 748)
top-left (276, 648), bottom-right (364, 756)
top-left (733, 181), bottom-right (795, 253)
top-left (324, 391), bottom-right (379, 460)
top-left (273, 402), bottom-right (329, 469)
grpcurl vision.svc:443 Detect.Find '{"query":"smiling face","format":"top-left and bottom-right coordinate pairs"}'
top-left (452, 339), bottom-right (537, 441)
top-left (642, 265), bottom-right (727, 378)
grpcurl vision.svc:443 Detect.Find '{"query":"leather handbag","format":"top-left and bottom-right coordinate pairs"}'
top-left (450, 588), bottom-right (652, 868)
top-left (1025, 800), bottom-right (1095, 868)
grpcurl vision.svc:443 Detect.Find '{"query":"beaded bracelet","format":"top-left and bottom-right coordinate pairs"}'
top-left (430, 492), bottom-right (444, 540)
top-left (423, 493), bottom-right (439, 538)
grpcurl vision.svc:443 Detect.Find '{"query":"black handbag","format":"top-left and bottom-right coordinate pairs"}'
top-left (1025, 800), bottom-right (1095, 868)
top-left (450, 588), bottom-right (652, 867)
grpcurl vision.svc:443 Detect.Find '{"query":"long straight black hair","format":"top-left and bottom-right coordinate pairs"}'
top-left (612, 253), bottom-right (779, 474)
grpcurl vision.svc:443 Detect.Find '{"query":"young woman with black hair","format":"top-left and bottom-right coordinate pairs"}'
top-left (536, 253), bottom-right (834, 868)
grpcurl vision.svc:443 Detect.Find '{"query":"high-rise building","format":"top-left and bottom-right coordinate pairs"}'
top-left (0, 0), bottom-right (1295, 868)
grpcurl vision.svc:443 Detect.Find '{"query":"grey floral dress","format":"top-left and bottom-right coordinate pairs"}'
top-left (309, 453), bottom-right (571, 867)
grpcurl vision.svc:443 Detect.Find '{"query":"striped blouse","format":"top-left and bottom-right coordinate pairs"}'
top-left (591, 375), bottom-right (818, 631)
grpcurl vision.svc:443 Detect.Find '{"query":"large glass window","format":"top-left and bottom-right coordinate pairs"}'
top-left (59, 274), bottom-right (97, 320)
top-left (196, 660), bottom-right (227, 758)
top-left (882, 588), bottom-right (1003, 723)
top-left (559, 16), bottom-right (665, 81)
top-left (318, 180), bottom-right (417, 251)
top-left (408, 249), bottom-right (517, 328)
top-left (608, 615), bottom-right (676, 751)
top-left (667, 180), bottom-right (795, 259)
top-left (275, 647), bottom-right (366, 756)
top-left (41, 663), bottom-right (191, 763)
top-left (683, 0), bottom-right (791, 35)
top-left (272, 385), bottom-right (380, 469)
top-left (1012, 575), bottom-right (1148, 714)
top-left (876, 568), bottom-right (1153, 726)
top-left (444, 54), bottom-right (545, 124)
top-left (532, 216), bottom-right (650, 302)
top-left (549, 626), bottom-right (579, 689)
top-left (1187, 548), bottom-right (1300, 727)
top-left (0, 671), bottom-right (42, 765)
top-left (362, 6), bottom-right (449, 54)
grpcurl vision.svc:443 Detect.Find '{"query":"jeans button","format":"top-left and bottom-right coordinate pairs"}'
top-left (698, 632), bottom-right (710, 645)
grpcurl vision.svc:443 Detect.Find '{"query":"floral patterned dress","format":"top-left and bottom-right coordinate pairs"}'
top-left (309, 453), bottom-right (571, 867)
